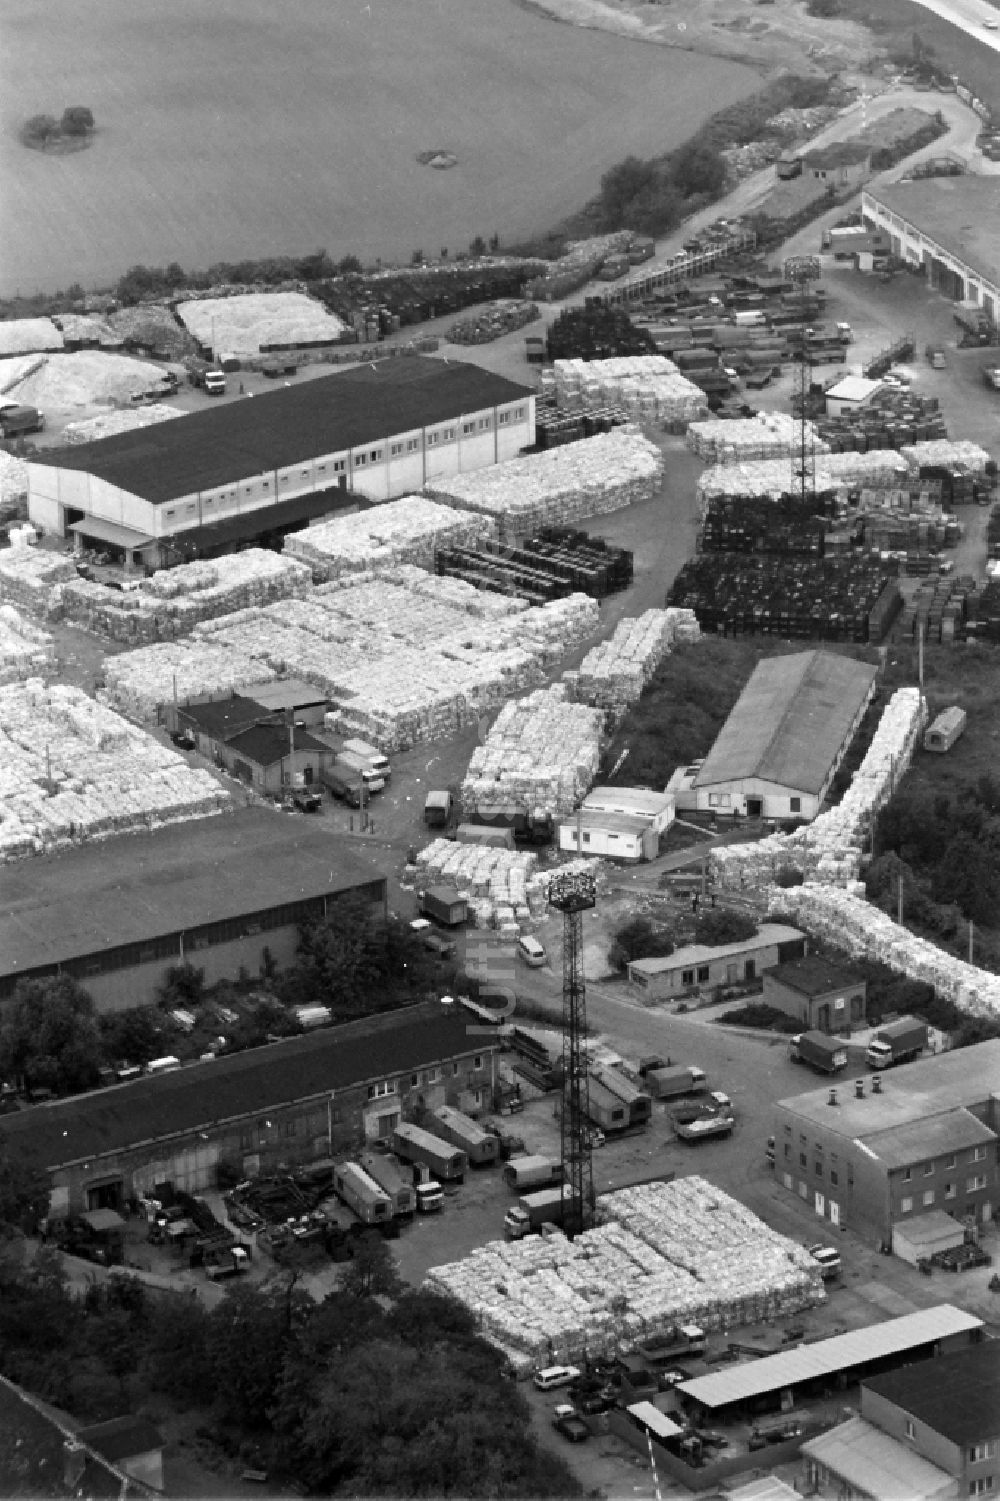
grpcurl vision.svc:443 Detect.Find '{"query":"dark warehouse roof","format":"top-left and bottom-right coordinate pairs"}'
top-left (29, 356), bottom-right (533, 504)
top-left (862, 1339), bottom-right (1000, 1445)
top-left (0, 1003), bottom-right (489, 1169)
top-left (769, 955), bottom-right (864, 997)
top-left (0, 808), bottom-right (385, 975)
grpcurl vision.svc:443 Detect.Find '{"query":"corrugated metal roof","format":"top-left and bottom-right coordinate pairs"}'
top-left (727, 1478), bottom-right (804, 1501)
top-left (801, 1416), bottom-right (954, 1501)
top-left (826, 376), bottom-right (882, 403)
top-left (677, 1305), bottom-right (983, 1409)
top-left (692, 651), bottom-right (878, 796)
top-left (628, 923), bottom-right (804, 977)
top-left (30, 357), bottom-right (532, 505)
top-left (858, 1107), bottom-right (997, 1169)
top-left (626, 1402), bottom-right (683, 1440)
top-left (583, 786), bottom-right (673, 818)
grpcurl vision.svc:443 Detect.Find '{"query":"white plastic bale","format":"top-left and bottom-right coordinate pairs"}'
top-left (0, 680), bottom-right (230, 862)
top-left (696, 449), bottom-right (911, 511)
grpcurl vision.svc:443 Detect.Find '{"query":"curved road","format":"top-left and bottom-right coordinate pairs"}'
top-left (905, 0), bottom-right (1000, 52)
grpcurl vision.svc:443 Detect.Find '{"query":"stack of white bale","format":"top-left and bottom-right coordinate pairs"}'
top-left (552, 357), bottom-right (706, 425)
top-left (570, 608), bottom-right (698, 716)
top-left (428, 430), bottom-right (665, 534)
top-left (0, 680), bottom-right (229, 862)
top-left (99, 574), bottom-right (597, 747)
top-left (900, 439), bottom-right (992, 476)
top-left (388, 564), bottom-right (528, 620)
top-left (770, 884), bottom-right (1000, 1021)
top-left (0, 451), bottom-right (29, 522)
top-left (0, 605), bottom-right (54, 685)
top-left (461, 685), bottom-right (604, 820)
top-left (423, 1177), bottom-right (822, 1369)
top-left (283, 496), bottom-right (496, 582)
top-left (697, 449), bottom-right (910, 508)
top-left (58, 551), bottom-right (313, 643)
top-left (0, 547), bottom-right (76, 615)
top-left (687, 412), bottom-right (828, 465)
top-left (710, 688), bottom-right (927, 892)
top-left (415, 838), bottom-right (540, 934)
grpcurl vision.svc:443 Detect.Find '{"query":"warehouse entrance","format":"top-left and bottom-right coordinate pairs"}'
top-left (87, 1179), bottom-right (124, 1213)
top-left (746, 798), bottom-right (762, 818)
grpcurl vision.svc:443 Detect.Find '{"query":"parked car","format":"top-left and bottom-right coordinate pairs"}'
top-left (423, 931), bottom-right (457, 960)
top-left (577, 1392), bottom-right (617, 1416)
top-left (552, 1413), bottom-right (590, 1443)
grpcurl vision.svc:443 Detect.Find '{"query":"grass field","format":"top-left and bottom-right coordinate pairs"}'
top-left (0, 0), bottom-right (757, 296)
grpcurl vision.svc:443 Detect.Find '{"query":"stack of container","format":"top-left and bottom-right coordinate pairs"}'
top-left (668, 554), bottom-right (894, 642)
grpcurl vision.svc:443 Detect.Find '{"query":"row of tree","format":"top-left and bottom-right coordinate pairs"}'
top-left (20, 107), bottom-right (95, 150)
top-left (0, 1234), bottom-right (578, 1496)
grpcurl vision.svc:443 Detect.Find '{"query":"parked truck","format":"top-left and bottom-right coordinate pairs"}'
top-left (204, 1245), bottom-right (250, 1280)
top-left (504, 1187), bottom-right (582, 1240)
top-left (431, 1104), bottom-right (499, 1167)
top-left (418, 886), bottom-right (469, 928)
top-left (0, 402), bottom-right (45, 438)
top-left (331, 755), bottom-right (385, 794)
top-left (502, 1155), bottom-right (563, 1191)
top-left (790, 1032), bottom-right (848, 1074)
top-left (358, 1151), bottom-right (416, 1216)
top-left (635, 1324), bottom-right (706, 1367)
top-left (865, 1016), bottom-right (928, 1070)
top-left (424, 790), bottom-right (455, 828)
top-left (473, 804), bottom-right (555, 846)
top-left (339, 738), bottom-right (391, 783)
top-left (391, 1122), bottom-right (467, 1183)
top-left (333, 1162), bottom-right (394, 1225)
top-left (641, 1064), bottom-right (707, 1100)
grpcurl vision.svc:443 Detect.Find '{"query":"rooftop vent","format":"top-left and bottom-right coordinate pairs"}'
top-left (828, 1088), bottom-right (838, 1107)
top-left (872, 1074), bottom-right (883, 1094)
top-left (855, 1077), bottom-right (865, 1099)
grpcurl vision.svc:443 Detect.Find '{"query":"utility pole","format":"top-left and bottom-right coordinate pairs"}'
top-left (897, 872), bottom-right (904, 926)
top-left (969, 919), bottom-right (974, 965)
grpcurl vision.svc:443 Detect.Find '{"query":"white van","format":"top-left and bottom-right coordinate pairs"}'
top-left (145, 1056), bottom-right (182, 1077)
top-left (533, 1365), bottom-right (581, 1391)
top-left (340, 739), bottom-right (391, 783)
top-left (517, 935), bottom-right (547, 968)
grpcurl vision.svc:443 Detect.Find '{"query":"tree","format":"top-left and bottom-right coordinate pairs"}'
top-left (22, 114), bottom-right (59, 149)
top-left (99, 1006), bottom-right (162, 1068)
top-left (0, 976), bottom-right (102, 1095)
top-left (0, 1150), bottom-right (50, 1235)
top-left (339, 1233), bottom-right (403, 1299)
top-left (336, 254), bottom-right (363, 275)
top-left (143, 1290), bottom-right (214, 1406)
top-left (60, 106), bottom-right (95, 137)
top-left (608, 917), bottom-right (674, 973)
top-left (469, 235), bottom-right (487, 257)
top-left (206, 1281), bottom-right (308, 1429)
top-left (932, 833), bottom-right (1000, 927)
top-left (157, 961), bottom-right (205, 1009)
top-left (598, 155), bottom-right (658, 230)
top-left (669, 139), bottom-right (727, 200)
top-left (694, 907), bottom-right (758, 946)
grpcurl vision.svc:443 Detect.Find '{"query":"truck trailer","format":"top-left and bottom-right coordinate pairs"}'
top-left (790, 1032), bottom-right (848, 1073)
top-left (635, 1324), bottom-right (706, 1366)
top-left (431, 1105), bottom-right (499, 1167)
top-left (391, 1122), bottom-right (467, 1182)
top-left (358, 1152), bottom-right (416, 1216)
top-left (418, 886), bottom-right (469, 927)
top-left (0, 402), bottom-right (45, 438)
top-left (502, 1155), bottom-right (562, 1191)
top-left (641, 1064), bottom-right (707, 1099)
top-left (504, 1187), bottom-right (582, 1240)
top-left (333, 1162), bottom-right (394, 1225)
top-left (865, 1016), bottom-right (928, 1070)
top-left (339, 740), bottom-right (391, 783)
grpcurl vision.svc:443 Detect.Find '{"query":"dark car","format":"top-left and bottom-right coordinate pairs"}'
top-left (291, 788), bottom-right (322, 813)
top-left (423, 931), bottom-right (457, 959)
top-left (577, 1393), bottom-right (617, 1416)
top-left (552, 1414), bottom-right (590, 1444)
top-left (696, 1430), bottom-right (729, 1450)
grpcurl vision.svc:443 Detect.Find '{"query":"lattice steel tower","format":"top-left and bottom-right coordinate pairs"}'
top-left (548, 868), bottom-right (596, 1237)
top-left (784, 254), bottom-right (823, 509)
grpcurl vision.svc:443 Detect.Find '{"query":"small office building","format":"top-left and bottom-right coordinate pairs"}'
top-left (825, 375), bottom-right (884, 418)
top-left (558, 786), bottom-right (674, 862)
top-left (762, 955), bottom-right (867, 1032)
top-left (628, 923), bottom-right (806, 999)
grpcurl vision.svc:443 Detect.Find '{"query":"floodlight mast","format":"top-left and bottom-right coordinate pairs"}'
top-left (548, 869), bottom-right (597, 1237)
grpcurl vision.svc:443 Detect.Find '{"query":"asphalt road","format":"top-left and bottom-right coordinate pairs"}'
top-left (904, 0), bottom-right (1000, 52)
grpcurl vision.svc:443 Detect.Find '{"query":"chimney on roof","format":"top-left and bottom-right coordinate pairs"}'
top-left (828, 1088), bottom-right (838, 1107)
top-left (855, 1077), bottom-right (865, 1100)
top-left (872, 1074), bottom-right (883, 1094)
top-left (63, 1440), bottom-right (86, 1491)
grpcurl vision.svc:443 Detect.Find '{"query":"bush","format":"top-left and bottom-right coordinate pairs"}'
top-left (694, 908), bottom-right (758, 946)
top-left (608, 917), bottom-right (675, 973)
top-left (715, 1003), bottom-right (800, 1032)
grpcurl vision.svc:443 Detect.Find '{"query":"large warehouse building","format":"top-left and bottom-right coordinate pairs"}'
top-left (773, 1039), bottom-right (1000, 1244)
top-left (0, 1000), bottom-right (499, 1217)
top-left (25, 356), bottom-right (534, 567)
top-left (688, 650), bottom-right (878, 822)
top-left (0, 808), bottom-right (387, 1012)
top-left (862, 177), bottom-right (1000, 319)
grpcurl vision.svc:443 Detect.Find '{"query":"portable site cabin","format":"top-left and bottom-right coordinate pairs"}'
top-left (923, 706), bottom-right (967, 754)
top-left (333, 1162), bottom-right (393, 1225)
top-left (358, 1151), bottom-right (416, 1216)
top-left (431, 1104), bottom-right (499, 1166)
top-left (391, 1122), bottom-right (467, 1182)
top-left (591, 1066), bottom-right (652, 1127)
top-left (586, 1076), bottom-right (631, 1133)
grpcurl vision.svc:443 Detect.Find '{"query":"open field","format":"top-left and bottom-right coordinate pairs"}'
top-left (0, 0), bottom-right (756, 296)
